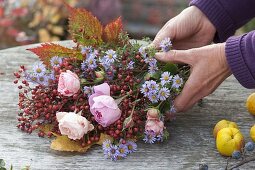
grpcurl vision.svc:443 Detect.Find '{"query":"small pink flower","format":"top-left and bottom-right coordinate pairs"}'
top-left (56, 112), bottom-right (94, 140)
top-left (145, 119), bottom-right (164, 135)
top-left (89, 83), bottom-right (121, 127)
top-left (147, 108), bottom-right (160, 120)
top-left (57, 70), bottom-right (80, 96)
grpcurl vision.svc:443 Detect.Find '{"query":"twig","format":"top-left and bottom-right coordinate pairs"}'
top-left (228, 156), bottom-right (255, 170)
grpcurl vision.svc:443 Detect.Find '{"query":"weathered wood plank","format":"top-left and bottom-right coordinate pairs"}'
top-left (0, 41), bottom-right (255, 170)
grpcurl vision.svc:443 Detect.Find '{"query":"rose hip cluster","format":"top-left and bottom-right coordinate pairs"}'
top-left (14, 49), bottom-right (148, 145)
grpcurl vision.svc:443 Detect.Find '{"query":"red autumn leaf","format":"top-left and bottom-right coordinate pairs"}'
top-left (27, 43), bottom-right (82, 66)
top-left (66, 5), bottom-right (103, 46)
top-left (103, 17), bottom-right (123, 45)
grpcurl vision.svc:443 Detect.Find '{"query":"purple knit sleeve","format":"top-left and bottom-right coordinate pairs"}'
top-left (226, 31), bottom-right (255, 89)
top-left (190, 0), bottom-right (255, 42)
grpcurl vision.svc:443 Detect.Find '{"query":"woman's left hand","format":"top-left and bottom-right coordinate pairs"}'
top-left (155, 43), bottom-right (232, 112)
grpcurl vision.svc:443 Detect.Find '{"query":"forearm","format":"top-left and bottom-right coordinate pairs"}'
top-left (226, 31), bottom-right (255, 89)
top-left (190, 0), bottom-right (255, 42)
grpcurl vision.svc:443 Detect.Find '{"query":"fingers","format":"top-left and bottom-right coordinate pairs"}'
top-left (172, 77), bottom-right (201, 113)
top-left (155, 50), bottom-right (192, 64)
top-left (150, 20), bottom-right (176, 48)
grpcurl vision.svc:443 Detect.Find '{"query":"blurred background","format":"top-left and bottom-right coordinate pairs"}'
top-left (0, 0), bottom-right (254, 49)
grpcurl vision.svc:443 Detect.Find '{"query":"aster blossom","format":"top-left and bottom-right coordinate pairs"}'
top-left (172, 74), bottom-right (183, 89)
top-left (160, 37), bottom-right (172, 52)
top-left (32, 62), bottom-right (46, 76)
top-left (104, 49), bottom-right (117, 63)
top-left (160, 72), bottom-right (172, 86)
top-left (158, 87), bottom-right (170, 101)
top-left (50, 56), bottom-right (63, 67)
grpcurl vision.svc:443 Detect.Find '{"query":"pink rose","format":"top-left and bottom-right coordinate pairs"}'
top-left (145, 119), bottom-right (164, 135)
top-left (56, 112), bottom-right (94, 140)
top-left (57, 70), bottom-right (80, 96)
top-left (89, 83), bottom-right (121, 127)
top-left (147, 108), bottom-right (160, 120)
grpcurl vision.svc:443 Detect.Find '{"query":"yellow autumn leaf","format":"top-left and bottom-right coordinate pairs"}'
top-left (50, 133), bottom-right (113, 153)
top-left (96, 133), bottom-right (113, 145)
top-left (39, 124), bottom-right (53, 134)
top-left (51, 135), bottom-right (91, 152)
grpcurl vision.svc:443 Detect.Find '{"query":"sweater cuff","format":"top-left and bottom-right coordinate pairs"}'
top-left (190, 0), bottom-right (235, 43)
top-left (226, 35), bottom-right (255, 89)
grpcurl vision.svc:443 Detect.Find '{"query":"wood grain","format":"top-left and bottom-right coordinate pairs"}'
top-left (0, 41), bottom-right (255, 170)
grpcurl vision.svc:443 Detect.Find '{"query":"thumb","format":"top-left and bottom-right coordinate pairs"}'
top-left (155, 50), bottom-right (191, 64)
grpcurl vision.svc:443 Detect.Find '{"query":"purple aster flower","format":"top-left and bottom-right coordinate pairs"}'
top-left (160, 72), bottom-right (172, 86)
top-left (139, 46), bottom-right (147, 58)
top-left (148, 92), bottom-right (159, 103)
top-left (24, 72), bottom-right (38, 83)
top-left (81, 46), bottom-right (92, 55)
top-left (148, 59), bottom-right (158, 74)
top-left (50, 56), bottom-right (63, 67)
top-left (85, 53), bottom-right (97, 70)
top-left (104, 49), bottom-right (117, 63)
top-left (81, 60), bottom-right (87, 71)
top-left (32, 62), bottom-right (46, 76)
top-left (127, 61), bottom-right (135, 69)
top-left (37, 75), bottom-right (49, 86)
top-left (158, 87), bottom-right (170, 101)
top-left (83, 86), bottom-right (92, 97)
top-left (143, 130), bottom-right (157, 144)
top-left (156, 133), bottom-right (164, 142)
top-left (104, 145), bottom-right (120, 161)
top-left (160, 37), bottom-right (172, 52)
top-left (99, 57), bottom-right (111, 70)
top-left (125, 141), bottom-right (137, 154)
top-left (140, 80), bottom-right (154, 97)
top-left (148, 64), bottom-right (159, 74)
top-left (148, 80), bottom-right (159, 92)
top-left (48, 71), bottom-right (56, 81)
top-left (118, 144), bottom-right (129, 158)
top-left (102, 139), bottom-right (112, 152)
top-left (172, 74), bottom-right (183, 89)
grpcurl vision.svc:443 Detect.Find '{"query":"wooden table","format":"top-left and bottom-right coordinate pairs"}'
top-left (0, 41), bottom-right (255, 170)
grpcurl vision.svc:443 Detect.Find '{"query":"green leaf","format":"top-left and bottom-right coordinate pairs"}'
top-left (163, 63), bottom-right (178, 74)
top-left (0, 159), bottom-right (5, 167)
top-left (0, 167), bottom-right (6, 170)
top-left (163, 130), bottom-right (170, 141)
top-left (21, 166), bottom-right (30, 170)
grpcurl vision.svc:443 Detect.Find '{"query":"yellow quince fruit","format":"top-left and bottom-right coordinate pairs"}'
top-left (213, 120), bottom-right (239, 138)
top-left (250, 125), bottom-right (255, 142)
top-left (216, 127), bottom-right (244, 156)
top-left (246, 93), bottom-right (255, 115)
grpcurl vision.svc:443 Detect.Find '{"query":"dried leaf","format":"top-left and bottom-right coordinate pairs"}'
top-left (96, 133), bottom-right (113, 145)
top-left (27, 43), bottom-right (82, 66)
top-left (103, 17), bottom-right (123, 45)
top-left (51, 135), bottom-right (91, 152)
top-left (67, 5), bottom-right (103, 46)
top-left (39, 124), bottom-right (53, 134)
top-left (50, 133), bottom-right (113, 153)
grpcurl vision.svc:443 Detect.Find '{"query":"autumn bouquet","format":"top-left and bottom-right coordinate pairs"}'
top-left (13, 5), bottom-right (189, 161)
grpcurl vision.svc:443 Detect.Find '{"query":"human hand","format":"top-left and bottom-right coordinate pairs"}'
top-left (151, 6), bottom-right (216, 50)
top-left (155, 43), bottom-right (232, 112)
